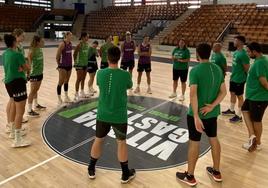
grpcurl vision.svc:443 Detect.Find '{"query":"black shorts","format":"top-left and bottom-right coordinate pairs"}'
top-left (29, 74), bottom-right (43, 82)
top-left (137, 63), bottom-right (151, 73)
top-left (5, 78), bottom-right (27, 102)
top-left (58, 66), bottom-right (72, 71)
top-left (229, 81), bottom-right (245, 96)
top-left (173, 69), bottom-right (188, 82)
top-left (74, 66), bottom-right (87, 71)
top-left (121, 60), bottom-right (135, 70)
top-left (187, 115), bottom-right (218, 141)
top-left (96, 120), bottom-right (127, 140)
top-left (87, 62), bottom-right (98, 73)
top-left (242, 99), bottom-right (268, 122)
top-left (100, 62), bottom-right (108, 69)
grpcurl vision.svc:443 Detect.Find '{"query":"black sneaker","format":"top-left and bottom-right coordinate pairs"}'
top-left (176, 171), bottom-right (197, 187)
top-left (222, 109), bottom-right (235, 116)
top-left (121, 169), bottom-right (136, 184)
top-left (28, 110), bottom-right (40, 117)
top-left (35, 104), bottom-right (46, 111)
top-left (88, 168), bottom-right (96, 179)
top-left (229, 115), bottom-right (243, 123)
top-left (206, 167), bottom-right (222, 182)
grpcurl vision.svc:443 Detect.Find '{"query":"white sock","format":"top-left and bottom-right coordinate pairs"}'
top-left (237, 108), bottom-right (242, 117)
top-left (65, 92), bottom-right (68, 97)
top-left (58, 95), bottom-right (62, 100)
top-left (7, 122), bottom-right (14, 130)
top-left (28, 103), bottom-right (32, 112)
top-left (15, 129), bottom-right (21, 142)
top-left (230, 103), bottom-right (235, 111)
top-left (9, 123), bottom-right (15, 136)
top-left (33, 98), bottom-right (38, 106)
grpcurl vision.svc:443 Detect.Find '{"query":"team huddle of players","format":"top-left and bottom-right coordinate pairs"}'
top-left (2, 29), bottom-right (268, 186)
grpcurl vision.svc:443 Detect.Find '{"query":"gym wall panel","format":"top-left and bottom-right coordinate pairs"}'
top-left (202, 0), bottom-right (268, 5)
top-left (53, 0), bottom-right (102, 13)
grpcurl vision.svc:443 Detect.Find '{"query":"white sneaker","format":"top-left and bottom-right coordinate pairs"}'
top-left (12, 130), bottom-right (31, 148)
top-left (256, 144), bottom-right (262, 151)
top-left (242, 142), bottom-right (250, 150)
top-left (169, 92), bottom-right (177, 98)
top-left (179, 95), bottom-right (185, 101)
top-left (80, 91), bottom-right (92, 99)
top-left (80, 93), bottom-right (86, 99)
top-left (147, 88), bottom-right (152, 94)
top-left (134, 87), bottom-right (140, 94)
top-left (128, 89), bottom-right (134, 96)
top-left (22, 117), bottom-right (28, 123)
top-left (89, 87), bottom-right (97, 94)
top-left (64, 95), bottom-right (72, 103)
top-left (75, 96), bottom-right (81, 102)
top-left (5, 124), bottom-right (11, 134)
top-left (242, 135), bottom-right (257, 152)
top-left (9, 128), bottom-right (27, 139)
top-left (12, 137), bottom-right (31, 148)
top-left (58, 98), bottom-right (63, 106)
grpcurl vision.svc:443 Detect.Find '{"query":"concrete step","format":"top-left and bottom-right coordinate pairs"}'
top-left (151, 8), bottom-right (196, 45)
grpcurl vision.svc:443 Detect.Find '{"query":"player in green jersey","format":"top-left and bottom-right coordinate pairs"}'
top-left (88, 46), bottom-right (135, 183)
top-left (5, 28), bottom-right (28, 135)
top-left (87, 40), bottom-right (99, 94)
top-left (27, 36), bottom-right (46, 117)
top-left (210, 43), bottom-right (227, 76)
top-left (3, 34), bottom-right (31, 147)
top-left (100, 35), bottom-right (114, 69)
top-left (73, 32), bottom-right (89, 101)
top-left (169, 39), bottom-right (190, 101)
top-left (242, 42), bottom-right (268, 152)
top-left (176, 43), bottom-right (226, 186)
top-left (222, 36), bottom-right (250, 123)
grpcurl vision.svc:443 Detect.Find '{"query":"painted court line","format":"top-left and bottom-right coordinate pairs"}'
top-left (0, 136), bottom-right (95, 186)
top-left (0, 97), bottom-right (176, 186)
top-left (140, 98), bottom-right (176, 115)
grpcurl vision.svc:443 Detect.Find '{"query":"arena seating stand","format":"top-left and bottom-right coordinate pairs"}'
top-left (161, 3), bottom-right (268, 47)
top-left (82, 4), bottom-right (188, 40)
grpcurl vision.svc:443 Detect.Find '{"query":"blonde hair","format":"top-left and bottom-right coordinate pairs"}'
top-left (63, 31), bottom-right (72, 39)
top-left (12, 28), bottom-right (24, 37)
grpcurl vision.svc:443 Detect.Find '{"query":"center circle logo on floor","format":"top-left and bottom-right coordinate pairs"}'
top-left (42, 96), bottom-right (210, 171)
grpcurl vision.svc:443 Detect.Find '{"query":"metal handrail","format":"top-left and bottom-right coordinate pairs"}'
top-left (216, 21), bottom-right (232, 42)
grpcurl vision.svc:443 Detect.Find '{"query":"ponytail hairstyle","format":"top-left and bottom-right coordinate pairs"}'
top-left (63, 31), bottom-right (72, 39)
top-left (79, 32), bottom-right (88, 41)
top-left (30, 35), bottom-right (42, 49)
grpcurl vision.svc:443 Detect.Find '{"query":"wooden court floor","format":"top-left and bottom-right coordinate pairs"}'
top-left (0, 47), bottom-right (267, 188)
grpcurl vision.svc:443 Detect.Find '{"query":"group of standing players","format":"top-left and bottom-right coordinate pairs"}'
top-left (2, 29), bottom-right (268, 186)
top-left (1, 30), bottom-right (153, 148)
top-left (3, 29), bottom-right (46, 148)
top-left (168, 36), bottom-right (268, 186)
top-left (55, 31), bottom-right (153, 106)
top-left (85, 34), bottom-right (268, 186)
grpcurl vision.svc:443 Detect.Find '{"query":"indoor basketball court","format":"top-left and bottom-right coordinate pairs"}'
top-left (0, 0), bottom-right (268, 188)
